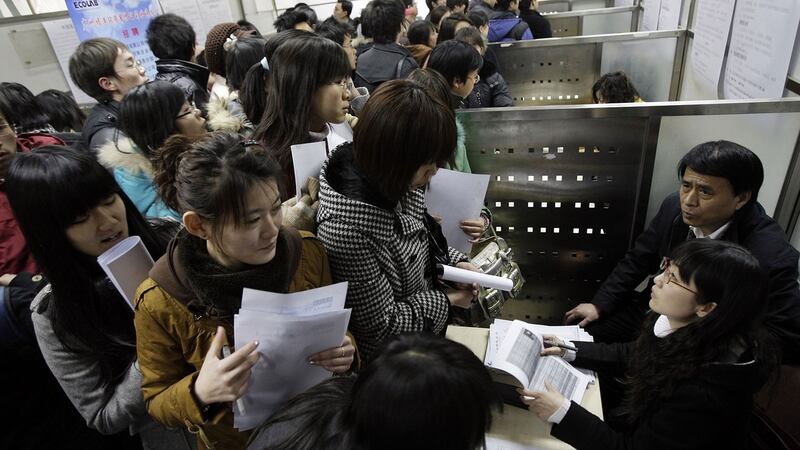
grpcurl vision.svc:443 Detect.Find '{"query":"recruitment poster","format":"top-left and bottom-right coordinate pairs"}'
top-left (65, 0), bottom-right (162, 79)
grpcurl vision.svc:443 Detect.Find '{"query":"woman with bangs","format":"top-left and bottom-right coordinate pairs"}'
top-left (134, 132), bottom-right (355, 450)
top-left (5, 147), bottom-right (189, 449)
top-left (254, 34), bottom-right (354, 198)
top-left (521, 239), bottom-right (777, 450)
top-left (316, 80), bottom-right (480, 359)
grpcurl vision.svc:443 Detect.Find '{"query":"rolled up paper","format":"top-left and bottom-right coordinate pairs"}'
top-left (437, 264), bottom-right (513, 292)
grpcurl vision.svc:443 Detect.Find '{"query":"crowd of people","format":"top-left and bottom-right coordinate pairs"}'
top-left (1, 1), bottom-right (799, 449)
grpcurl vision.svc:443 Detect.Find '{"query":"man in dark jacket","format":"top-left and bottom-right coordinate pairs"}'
top-left (68, 38), bottom-right (148, 153)
top-left (354, 0), bottom-right (419, 93)
top-left (146, 14), bottom-right (210, 113)
top-left (488, 0), bottom-right (533, 42)
top-left (455, 27), bottom-right (512, 107)
top-left (469, 0), bottom-right (497, 19)
top-left (520, 0), bottom-right (551, 38)
top-left (565, 141), bottom-right (800, 363)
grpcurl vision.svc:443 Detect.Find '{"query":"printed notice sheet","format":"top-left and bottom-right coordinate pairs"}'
top-left (657, 0), bottom-right (681, 30)
top-left (723, 0), bottom-right (800, 99)
top-left (41, 19), bottom-right (96, 105)
top-left (291, 141), bottom-right (328, 201)
top-left (641, 0), bottom-right (662, 31)
top-left (691, 0), bottom-right (736, 96)
top-left (425, 169), bottom-right (490, 254)
top-left (234, 282), bottom-right (351, 430)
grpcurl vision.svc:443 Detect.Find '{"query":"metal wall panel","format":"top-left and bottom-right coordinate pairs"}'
top-left (460, 110), bottom-right (651, 323)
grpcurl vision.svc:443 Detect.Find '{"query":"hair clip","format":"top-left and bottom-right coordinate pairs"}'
top-left (223, 33), bottom-right (238, 51)
top-left (260, 56), bottom-right (269, 71)
top-left (242, 139), bottom-right (260, 149)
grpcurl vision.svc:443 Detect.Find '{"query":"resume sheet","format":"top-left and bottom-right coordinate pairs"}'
top-left (723, 0), bottom-right (800, 99)
top-left (425, 169), bottom-right (490, 254)
top-left (691, 0), bottom-right (736, 96)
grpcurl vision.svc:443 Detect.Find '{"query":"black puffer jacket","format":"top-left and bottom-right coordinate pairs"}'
top-left (465, 58), bottom-right (513, 108)
top-left (82, 101), bottom-right (121, 153)
top-left (154, 59), bottom-right (210, 113)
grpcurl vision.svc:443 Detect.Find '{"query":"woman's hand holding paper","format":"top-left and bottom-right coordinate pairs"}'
top-left (308, 334), bottom-right (355, 374)
top-left (519, 382), bottom-right (567, 422)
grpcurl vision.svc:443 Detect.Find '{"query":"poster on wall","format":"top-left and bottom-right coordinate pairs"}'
top-left (641, 0), bottom-right (662, 31)
top-left (690, 0), bottom-right (735, 97)
top-left (159, 0), bottom-right (233, 46)
top-left (723, 0), bottom-right (800, 99)
top-left (42, 18), bottom-right (97, 105)
top-left (65, 0), bottom-right (162, 79)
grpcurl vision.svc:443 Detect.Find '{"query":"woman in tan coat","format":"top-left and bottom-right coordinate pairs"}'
top-left (134, 132), bottom-right (356, 450)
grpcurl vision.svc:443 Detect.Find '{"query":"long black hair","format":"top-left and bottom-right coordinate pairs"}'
top-left (0, 82), bottom-right (52, 133)
top-left (621, 239), bottom-right (776, 422)
top-left (344, 334), bottom-right (502, 450)
top-left (239, 29), bottom-right (309, 126)
top-left (6, 146), bottom-right (168, 385)
top-left (118, 80), bottom-right (186, 155)
top-left (35, 89), bottom-right (87, 132)
top-left (253, 34), bottom-right (351, 184)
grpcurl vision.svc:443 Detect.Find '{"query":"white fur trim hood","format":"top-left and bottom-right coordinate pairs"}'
top-left (97, 136), bottom-right (154, 177)
top-left (207, 93), bottom-right (249, 133)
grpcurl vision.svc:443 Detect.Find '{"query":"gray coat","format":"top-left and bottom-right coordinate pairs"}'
top-left (31, 285), bottom-right (195, 450)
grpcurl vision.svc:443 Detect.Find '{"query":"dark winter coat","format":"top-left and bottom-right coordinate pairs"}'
top-left (521, 9), bottom-right (552, 38)
top-left (82, 100), bottom-right (121, 153)
top-left (353, 43), bottom-right (419, 93)
top-left (465, 57), bottom-right (513, 108)
top-left (154, 59), bottom-right (210, 113)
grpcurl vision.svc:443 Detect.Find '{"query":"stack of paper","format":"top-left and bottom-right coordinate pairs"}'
top-left (96, 236), bottom-right (154, 309)
top-left (425, 169), bottom-right (490, 254)
top-left (233, 282), bottom-right (351, 430)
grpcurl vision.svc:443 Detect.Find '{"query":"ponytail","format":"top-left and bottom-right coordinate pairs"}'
top-left (153, 134), bottom-right (199, 212)
top-left (239, 62), bottom-right (268, 126)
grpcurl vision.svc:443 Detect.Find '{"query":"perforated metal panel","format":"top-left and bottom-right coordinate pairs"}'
top-left (492, 43), bottom-right (600, 105)
top-left (460, 109), bottom-right (652, 323)
top-left (490, 30), bottom-right (685, 106)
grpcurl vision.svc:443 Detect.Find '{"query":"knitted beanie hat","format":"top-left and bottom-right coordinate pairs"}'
top-left (205, 22), bottom-right (241, 76)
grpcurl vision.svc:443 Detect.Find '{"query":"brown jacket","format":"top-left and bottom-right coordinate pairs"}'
top-left (133, 230), bottom-right (332, 450)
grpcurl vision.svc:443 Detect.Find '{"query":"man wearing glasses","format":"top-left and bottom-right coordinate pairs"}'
top-left (565, 140), bottom-right (800, 364)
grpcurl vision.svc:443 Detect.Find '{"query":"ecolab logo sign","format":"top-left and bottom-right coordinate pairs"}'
top-left (73, 0), bottom-right (100, 9)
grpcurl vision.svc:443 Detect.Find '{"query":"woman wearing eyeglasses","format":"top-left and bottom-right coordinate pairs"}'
top-left (98, 80), bottom-right (206, 220)
top-left (521, 239), bottom-right (777, 450)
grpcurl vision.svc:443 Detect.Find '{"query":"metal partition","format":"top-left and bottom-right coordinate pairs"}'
top-left (459, 98), bottom-right (800, 324)
top-left (490, 30), bottom-right (686, 106)
top-left (537, 0), bottom-right (617, 14)
top-left (541, 5), bottom-right (640, 37)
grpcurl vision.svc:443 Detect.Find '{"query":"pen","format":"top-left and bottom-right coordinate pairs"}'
top-left (543, 341), bottom-right (578, 352)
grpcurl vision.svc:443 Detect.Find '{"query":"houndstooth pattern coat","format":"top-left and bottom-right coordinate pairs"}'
top-left (316, 158), bottom-right (467, 358)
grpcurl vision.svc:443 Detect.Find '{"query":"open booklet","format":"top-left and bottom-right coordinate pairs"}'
top-left (486, 318), bottom-right (596, 383)
top-left (233, 282), bottom-right (351, 431)
top-left (487, 320), bottom-right (590, 404)
top-left (96, 236), bottom-right (154, 309)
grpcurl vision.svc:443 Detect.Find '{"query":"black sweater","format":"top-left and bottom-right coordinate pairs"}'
top-left (551, 340), bottom-right (763, 450)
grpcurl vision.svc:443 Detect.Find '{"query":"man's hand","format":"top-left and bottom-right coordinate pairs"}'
top-left (563, 303), bottom-right (600, 328)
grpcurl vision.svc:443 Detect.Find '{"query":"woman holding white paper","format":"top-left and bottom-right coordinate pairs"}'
top-left (317, 80), bottom-right (480, 359)
top-left (520, 240), bottom-right (777, 449)
top-left (6, 147), bottom-right (188, 449)
top-left (136, 132), bottom-right (355, 450)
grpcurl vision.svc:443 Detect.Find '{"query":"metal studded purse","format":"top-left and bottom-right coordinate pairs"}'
top-left (464, 225), bottom-right (525, 326)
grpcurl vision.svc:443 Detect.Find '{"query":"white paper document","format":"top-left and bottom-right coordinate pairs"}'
top-left (291, 141), bottom-right (328, 201)
top-left (691, 0), bottom-right (736, 96)
top-left (723, 0), bottom-right (800, 99)
top-left (425, 169), bottom-right (490, 254)
top-left (439, 264), bottom-right (513, 291)
top-left (489, 321), bottom-right (590, 402)
top-left (233, 308), bottom-right (351, 430)
top-left (96, 236), bottom-right (154, 309)
top-left (641, 0), bottom-right (662, 31)
top-left (41, 19), bottom-right (96, 105)
top-left (241, 282), bottom-right (348, 316)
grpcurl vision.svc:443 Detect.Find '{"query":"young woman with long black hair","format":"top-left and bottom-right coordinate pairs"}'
top-left (253, 33), bottom-right (353, 198)
top-left (6, 146), bottom-right (190, 449)
top-left (99, 80), bottom-right (206, 220)
top-left (135, 132), bottom-right (355, 450)
top-left (521, 239), bottom-right (777, 449)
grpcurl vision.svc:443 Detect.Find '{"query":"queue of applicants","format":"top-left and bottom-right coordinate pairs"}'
top-left (2, 4), bottom-right (799, 450)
